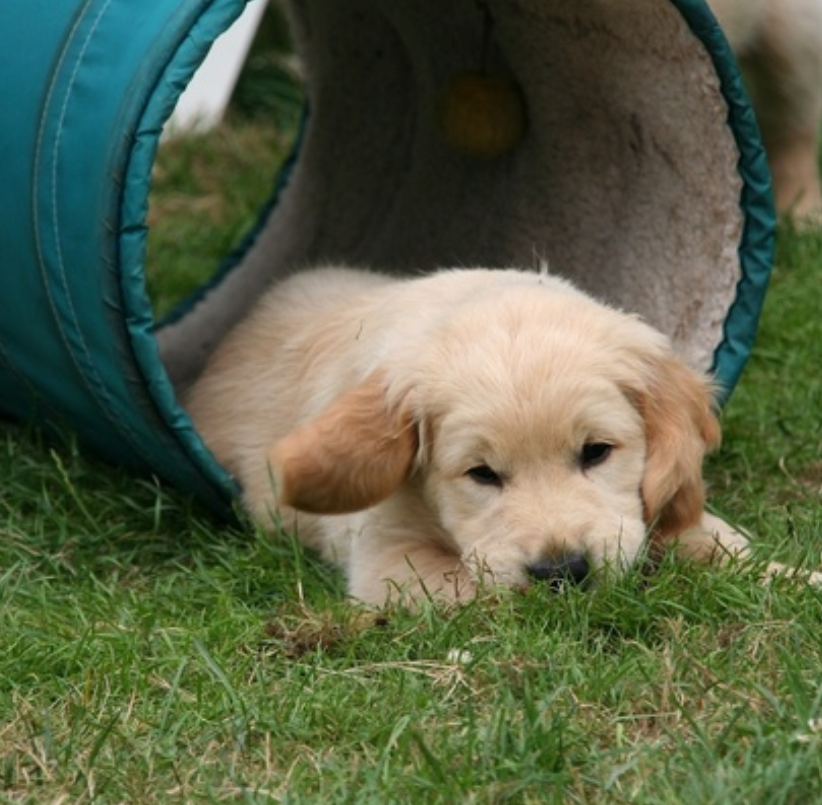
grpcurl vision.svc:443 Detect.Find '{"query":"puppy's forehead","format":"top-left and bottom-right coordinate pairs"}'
top-left (402, 289), bottom-right (660, 452)
top-left (420, 289), bottom-right (660, 390)
top-left (440, 369), bottom-right (639, 437)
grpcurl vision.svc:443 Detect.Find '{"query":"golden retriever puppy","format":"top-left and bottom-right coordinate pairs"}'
top-left (710, 0), bottom-right (822, 221)
top-left (184, 265), bottom-right (783, 606)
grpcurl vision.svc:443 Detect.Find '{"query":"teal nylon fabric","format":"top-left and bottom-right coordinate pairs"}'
top-left (0, 0), bottom-right (244, 511)
top-left (0, 0), bottom-right (774, 512)
top-left (673, 0), bottom-right (776, 406)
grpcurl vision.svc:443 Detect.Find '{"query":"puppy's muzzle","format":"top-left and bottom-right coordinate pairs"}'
top-left (526, 553), bottom-right (590, 590)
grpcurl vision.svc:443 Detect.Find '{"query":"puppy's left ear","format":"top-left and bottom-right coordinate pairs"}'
top-left (268, 373), bottom-right (418, 515)
top-left (635, 356), bottom-right (721, 549)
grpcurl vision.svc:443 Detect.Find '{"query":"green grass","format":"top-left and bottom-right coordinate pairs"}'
top-left (145, 121), bottom-right (293, 319)
top-left (3, 62), bottom-right (822, 804)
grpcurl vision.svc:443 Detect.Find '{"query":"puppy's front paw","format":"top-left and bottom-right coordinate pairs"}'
top-left (764, 561), bottom-right (822, 587)
top-left (347, 539), bottom-right (476, 608)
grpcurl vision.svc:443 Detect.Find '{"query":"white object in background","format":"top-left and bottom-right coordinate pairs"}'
top-left (166, 0), bottom-right (268, 136)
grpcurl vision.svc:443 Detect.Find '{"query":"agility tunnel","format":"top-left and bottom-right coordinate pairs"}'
top-left (0, 0), bottom-right (774, 513)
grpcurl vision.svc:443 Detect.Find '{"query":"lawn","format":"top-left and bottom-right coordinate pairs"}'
top-left (2, 39), bottom-right (822, 805)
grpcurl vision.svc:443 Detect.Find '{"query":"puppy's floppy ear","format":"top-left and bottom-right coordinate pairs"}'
top-left (634, 355), bottom-right (721, 549)
top-left (268, 373), bottom-right (418, 514)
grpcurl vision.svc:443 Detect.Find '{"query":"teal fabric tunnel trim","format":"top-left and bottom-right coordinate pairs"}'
top-left (674, 0), bottom-right (775, 406)
top-left (0, 0), bottom-right (246, 511)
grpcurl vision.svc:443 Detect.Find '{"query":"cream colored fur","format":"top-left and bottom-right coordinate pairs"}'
top-left (184, 266), bottom-right (822, 606)
top-left (711, 0), bottom-right (822, 221)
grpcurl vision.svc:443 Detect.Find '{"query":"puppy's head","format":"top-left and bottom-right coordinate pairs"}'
top-left (267, 282), bottom-right (719, 590)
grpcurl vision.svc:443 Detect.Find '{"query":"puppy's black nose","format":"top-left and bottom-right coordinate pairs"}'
top-left (527, 554), bottom-right (590, 589)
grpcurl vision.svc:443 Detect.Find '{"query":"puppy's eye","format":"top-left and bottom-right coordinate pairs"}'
top-left (581, 442), bottom-right (613, 470)
top-left (466, 465), bottom-right (503, 487)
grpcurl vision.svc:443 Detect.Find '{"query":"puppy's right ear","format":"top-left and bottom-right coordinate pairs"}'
top-left (268, 374), bottom-right (417, 514)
